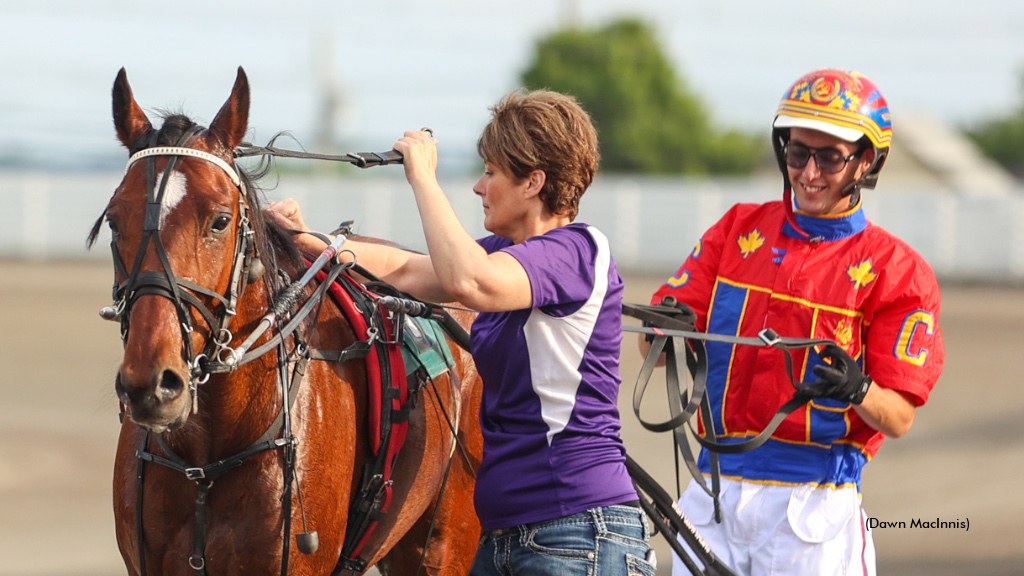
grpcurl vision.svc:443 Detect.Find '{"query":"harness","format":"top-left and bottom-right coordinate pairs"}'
top-left (107, 136), bottom-right (468, 576)
top-left (316, 269), bottom-right (411, 573)
top-left (310, 264), bottom-right (467, 574)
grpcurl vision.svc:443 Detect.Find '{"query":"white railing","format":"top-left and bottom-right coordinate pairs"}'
top-left (4, 170), bottom-right (1024, 282)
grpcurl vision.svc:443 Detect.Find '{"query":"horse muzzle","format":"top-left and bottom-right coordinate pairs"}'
top-left (115, 366), bottom-right (192, 433)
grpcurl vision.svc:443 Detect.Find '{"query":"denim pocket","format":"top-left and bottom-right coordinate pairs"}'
top-left (600, 506), bottom-right (651, 551)
top-left (625, 553), bottom-right (657, 576)
top-left (525, 518), bottom-right (595, 560)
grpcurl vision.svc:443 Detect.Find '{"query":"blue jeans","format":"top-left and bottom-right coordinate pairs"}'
top-left (469, 504), bottom-right (656, 576)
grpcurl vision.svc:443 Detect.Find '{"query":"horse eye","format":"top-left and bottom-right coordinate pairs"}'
top-left (108, 220), bottom-right (121, 239)
top-left (211, 215), bottom-right (232, 233)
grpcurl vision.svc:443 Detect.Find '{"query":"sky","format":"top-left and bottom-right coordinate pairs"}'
top-left (3, 0), bottom-right (1024, 172)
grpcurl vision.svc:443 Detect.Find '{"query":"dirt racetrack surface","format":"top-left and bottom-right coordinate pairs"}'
top-left (2, 260), bottom-right (1022, 576)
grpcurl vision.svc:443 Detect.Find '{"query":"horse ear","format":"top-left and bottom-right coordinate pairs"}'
top-left (112, 68), bottom-right (153, 150)
top-left (209, 67), bottom-right (250, 151)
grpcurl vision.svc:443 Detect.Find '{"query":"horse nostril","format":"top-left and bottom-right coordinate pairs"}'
top-left (115, 372), bottom-right (129, 402)
top-left (156, 370), bottom-right (185, 402)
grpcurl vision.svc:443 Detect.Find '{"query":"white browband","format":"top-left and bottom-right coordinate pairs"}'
top-left (125, 146), bottom-right (241, 187)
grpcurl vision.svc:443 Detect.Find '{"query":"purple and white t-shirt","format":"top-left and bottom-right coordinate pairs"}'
top-left (471, 223), bottom-right (637, 531)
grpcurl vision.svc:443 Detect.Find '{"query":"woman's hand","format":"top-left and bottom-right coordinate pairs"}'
top-left (393, 129), bottom-right (438, 188)
top-left (265, 198), bottom-right (310, 233)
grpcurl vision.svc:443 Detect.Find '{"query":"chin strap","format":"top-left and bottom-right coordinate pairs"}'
top-left (782, 187), bottom-right (811, 241)
top-left (840, 176), bottom-right (862, 204)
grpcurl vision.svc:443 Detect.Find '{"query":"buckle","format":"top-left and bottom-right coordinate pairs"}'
top-left (758, 328), bottom-right (781, 347)
top-left (185, 467), bottom-right (206, 481)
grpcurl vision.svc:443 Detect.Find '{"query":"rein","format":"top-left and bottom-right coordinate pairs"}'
top-left (624, 301), bottom-right (834, 450)
top-left (234, 143), bottom-right (404, 168)
top-left (622, 301), bottom-right (834, 576)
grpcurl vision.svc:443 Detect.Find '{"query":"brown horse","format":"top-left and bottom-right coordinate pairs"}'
top-left (90, 67), bottom-right (483, 576)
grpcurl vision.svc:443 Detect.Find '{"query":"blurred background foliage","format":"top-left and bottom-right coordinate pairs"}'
top-left (966, 70), bottom-right (1024, 179)
top-left (520, 18), bottom-right (766, 175)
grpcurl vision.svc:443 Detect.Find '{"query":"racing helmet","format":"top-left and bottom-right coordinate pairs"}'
top-left (772, 68), bottom-right (892, 191)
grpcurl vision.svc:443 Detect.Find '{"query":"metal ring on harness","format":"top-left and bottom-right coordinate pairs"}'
top-left (190, 354), bottom-right (211, 385)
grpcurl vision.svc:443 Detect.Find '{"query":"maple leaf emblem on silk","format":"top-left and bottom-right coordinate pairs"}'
top-left (737, 230), bottom-right (765, 259)
top-left (847, 259), bottom-right (877, 288)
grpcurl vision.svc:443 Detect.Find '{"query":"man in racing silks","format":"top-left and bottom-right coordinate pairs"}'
top-left (642, 68), bottom-right (945, 575)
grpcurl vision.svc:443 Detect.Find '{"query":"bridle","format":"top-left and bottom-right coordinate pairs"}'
top-left (104, 132), bottom-right (410, 387)
top-left (107, 127), bottom-right (264, 408)
top-left (108, 129), bottom-right (317, 576)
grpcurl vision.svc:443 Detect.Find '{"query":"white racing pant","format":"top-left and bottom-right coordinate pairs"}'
top-left (672, 477), bottom-right (875, 576)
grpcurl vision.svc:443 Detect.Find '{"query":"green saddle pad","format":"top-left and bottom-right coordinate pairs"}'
top-left (400, 315), bottom-right (455, 380)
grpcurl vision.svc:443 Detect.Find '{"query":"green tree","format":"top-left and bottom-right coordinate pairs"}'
top-left (521, 18), bottom-right (763, 175)
top-left (966, 72), bottom-right (1024, 178)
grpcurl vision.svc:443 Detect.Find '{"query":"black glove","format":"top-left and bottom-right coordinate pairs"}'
top-left (643, 296), bottom-right (697, 342)
top-left (661, 296), bottom-right (697, 325)
top-left (801, 344), bottom-right (872, 404)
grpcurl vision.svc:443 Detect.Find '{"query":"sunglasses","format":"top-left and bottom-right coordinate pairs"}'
top-left (783, 143), bottom-right (862, 174)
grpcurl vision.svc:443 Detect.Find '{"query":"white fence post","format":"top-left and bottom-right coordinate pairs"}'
top-left (21, 174), bottom-right (50, 260)
top-left (933, 195), bottom-right (957, 277)
top-left (1011, 196), bottom-right (1024, 281)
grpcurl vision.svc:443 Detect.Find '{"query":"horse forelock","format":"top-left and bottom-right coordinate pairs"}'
top-left (155, 112), bottom-right (198, 146)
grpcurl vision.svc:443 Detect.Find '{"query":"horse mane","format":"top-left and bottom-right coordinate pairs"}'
top-left (87, 113), bottom-right (305, 298)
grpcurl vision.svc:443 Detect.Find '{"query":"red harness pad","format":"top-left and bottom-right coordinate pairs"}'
top-left (314, 268), bottom-right (410, 555)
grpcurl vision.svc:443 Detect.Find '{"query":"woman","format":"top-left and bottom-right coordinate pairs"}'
top-left (268, 90), bottom-right (654, 575)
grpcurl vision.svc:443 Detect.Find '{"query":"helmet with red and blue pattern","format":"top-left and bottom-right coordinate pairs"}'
top-left (772, 68), bottom-right (892, 190)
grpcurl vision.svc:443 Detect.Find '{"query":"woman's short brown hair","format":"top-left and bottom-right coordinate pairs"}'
top-left (477, 90), bottom-right (599, 221)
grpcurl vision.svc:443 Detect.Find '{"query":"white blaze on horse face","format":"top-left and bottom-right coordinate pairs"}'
top-left (156, 170), bottom-right (187, 228)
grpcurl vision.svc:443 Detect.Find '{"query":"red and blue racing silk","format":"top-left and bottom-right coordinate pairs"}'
top-left (653, 200), bottom-right (944, 490)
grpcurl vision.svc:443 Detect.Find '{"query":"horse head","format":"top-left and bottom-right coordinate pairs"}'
top-left (96, 68), bottom-right (485, 576)
top-left (98, 67), bottom-right (270, 433)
